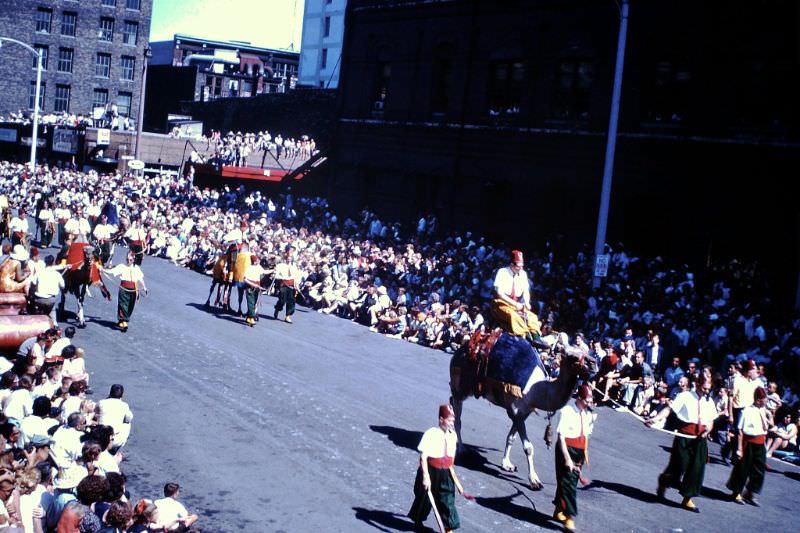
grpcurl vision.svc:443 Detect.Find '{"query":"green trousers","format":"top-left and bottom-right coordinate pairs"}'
top-left (727, 441), bottom-right (766, 495)
top-left (275, 283), bottom-right (296, 316)
top-left (554, 445), bottom-right (586, 516)
top-left (246, 286), bottom-right (259, 319)
top-left (117, 287), bottom-right (136, 322)
top-left (409, 466), bottom-right (460, 530)
top-left (662, 435), bottom-right (707, 498)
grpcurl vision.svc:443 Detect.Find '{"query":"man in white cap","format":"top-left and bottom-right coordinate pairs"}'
top-left (491, 249), bottom-right (543, 345)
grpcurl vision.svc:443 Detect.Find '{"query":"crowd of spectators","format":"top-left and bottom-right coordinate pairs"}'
top-left (2, 159), bottom-right (800, 470)
top-left (201, 130), bottom-right (317, 168)
top-left (0, 321), bottom-right (198, 532)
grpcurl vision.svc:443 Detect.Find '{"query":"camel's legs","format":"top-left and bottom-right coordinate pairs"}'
top-left (501, 420), bottom-right (519, 472)
top-left (515, 415), bottom-right (543, 490)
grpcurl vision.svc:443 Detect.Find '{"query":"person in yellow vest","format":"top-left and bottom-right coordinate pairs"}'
top-left (721, 359), bottom-right (760, 464)
top-left (491, 250), bottom-right (544, 346)
top-left (552, 384), bottom-right (595, 532)
top-left (727, 386), bottom-right (769, 506)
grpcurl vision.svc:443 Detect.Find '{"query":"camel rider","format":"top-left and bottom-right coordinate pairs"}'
top-left (553, 384), bottom-right (596, 532)
top-left (491, 250), bottom-right (544, 347)
top-left (273, 245), bottom-right (301, 323)
top-left (124, 217), bottom-right (147, 266)
top-left (408, 404), bottom-right (466, 533)
top-left (102, 250), bottom-right (147, 332)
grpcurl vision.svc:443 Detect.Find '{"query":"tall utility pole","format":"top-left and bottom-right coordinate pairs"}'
top-left (134, 46), bottom-right (152, 162)
top-left (0, 37), bottom-right (43, 170)
top-left (592, 0), bottom-right (629, 288)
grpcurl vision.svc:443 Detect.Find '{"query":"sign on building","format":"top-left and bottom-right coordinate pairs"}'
top-left (97, 128), bottom-right (111, 146)
top-left (594, 254), bottom-right (610, 278)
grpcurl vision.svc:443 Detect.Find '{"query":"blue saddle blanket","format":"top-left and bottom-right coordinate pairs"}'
top-left (486, 333), bottom-right (543, 389)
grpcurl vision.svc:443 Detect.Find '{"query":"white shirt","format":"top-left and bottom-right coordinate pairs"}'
top-left (493, 267), bottom-right (530, 303)
top-left (97, 397), bottom-right (133, 444)
top-left (34, 267), bottom-right (65, 298)
top-left (93, 223), bottom-right (114, 240)
top-left (96, 450), bottom-right (120, 475)
top-left (556, 399), bottom-right (595, 439)
top-left (417, 426), bottom-right (457, 459)
top-left (154, 497), bottom-right (191, 531)
top-left (649, 345), bottom-right (660, 367)
top-left (671, 390), bottom-right (717, 427)
top-left (9, 216), bottom-right (29, 233)
top-left (50, 426), bottom-right (83, 468)
top-left (4, 388), bottom-right (33, 421)
top-left (61, 395), bottom-right (83, 420)
top-left (20, 414), bottom-right (58, 442)
top-left (738, 405), bottom-right (768, 437)
top-left (107, 264), bottom-right (144, 283)
top-left (243, 264), bottom-right (265, 284)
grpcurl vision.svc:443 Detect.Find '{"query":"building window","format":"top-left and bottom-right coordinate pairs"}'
top-left (321, 48), bottom-right (328, 69)
top-left (120, 56), bottom-right (135, 81)
top-left (33, 45), bottom-right (48, 70)
top-left (29, 82), bottom-right (45, 111)
top-left (117, 91), bottom-right (132, 116)
top-left (57, 48), bottom-right (74, 73)
top-left (61, 11), bottom-right (77, 37)
top-left (431, 58), bottom-right (452, 114)
top-left (54, 84), bottom-right (70, 112)
top-left (554, 59), bottom-right (593, 120)
top-left (93, 88), bottom-right (109, 109)
top-left (488, 61), bottom-right (524, 116)
top-left (99, 17), bottom-right (114, 42)
top-left (95, 53), bottom-right (111, 78)
top-left (126, 0), bottom-right (141, 10)
top-left (35, 8), bottom-right (52, 33)
top-left (323, 16), bottom-right (331, 37)
top-left (122, 21), bottom-right (138, 45)
top-left (101, 0), bottom-right (116, 6)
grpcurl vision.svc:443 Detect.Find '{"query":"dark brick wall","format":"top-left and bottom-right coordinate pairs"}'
top-left (0, 0), bottom-right (152, 117)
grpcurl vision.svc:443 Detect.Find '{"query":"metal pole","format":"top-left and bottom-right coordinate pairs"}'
top-left (30, 50), bottom-right (42, 170)
top-left (592, 0), bottom-right (629, 289)
top-left (134, 47), bottom-right (150, 161)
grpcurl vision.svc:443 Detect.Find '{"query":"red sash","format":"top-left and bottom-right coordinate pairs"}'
top-left (428, 457), bottom-right (454, 469)
top-left (565, 436), bottom-right (587, 449)
top-left (121, 281), bottom-right (137, 290)
top-left (743, 434), bottom-right (766, 445)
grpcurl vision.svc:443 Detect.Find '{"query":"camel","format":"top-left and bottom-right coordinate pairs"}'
top-left (59, 244), bottom-right (110, 327)
top-left (450, 331), bottom-right (586, 490)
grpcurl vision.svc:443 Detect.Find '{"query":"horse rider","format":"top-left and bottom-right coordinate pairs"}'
top-left (124, 217), bottom-right (147, 266)
top-left (273, 245), bottom-right (301, 323)
top-left (491, 250), bottom-right (546, 348)
top-left (552, 384), bottom-right (596, 532)
top-left (647, 374), bottom-right (717, 513)
top-left (102, 250), bottom-right (147, 333)
top-left (408, 404), bottom-right (467, 533)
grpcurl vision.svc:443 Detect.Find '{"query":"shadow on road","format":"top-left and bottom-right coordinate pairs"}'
top-left (587, 479), bottom-right (683, 509)
top-left (85, 316), bottom-right (121, 331)
top-left (474, 489), bottom-right (562, 531)
top-left (701, 485), bottom-right (733, 502)
top-left (352, 507), bottom-right (417, 532)
top-left (370, 425), bottom-right (422, 451)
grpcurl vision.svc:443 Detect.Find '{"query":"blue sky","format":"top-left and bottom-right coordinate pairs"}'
top-left (149, 0), bottom-right (305, 50)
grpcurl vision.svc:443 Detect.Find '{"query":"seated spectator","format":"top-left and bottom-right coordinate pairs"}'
top-left (130, 499), bottom-right (160, 533)
top-left (95, 385), bottom-right (133, 452)
top-left (766, 410), bottom-right (798, 458)
top-left (154, 482), bottom-right (198, 532)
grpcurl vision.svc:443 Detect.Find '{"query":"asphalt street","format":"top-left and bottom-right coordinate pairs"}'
top-left (62, 248), bottom-right (799, 533)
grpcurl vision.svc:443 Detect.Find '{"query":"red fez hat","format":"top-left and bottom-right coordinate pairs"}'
top-left (439, 404), bottom-right (455, 419)
top-left (240, 220), bottom-right (248, 228)
top-left (250, 254), bottom-right (258, 263)
top-left (578, 384), bottom-right (592, 401)
top-left (754, 386), bottom-right (767, 401)
top-left (511, 250), bottom-right (524, 266)
top-left (744, 359), bottom-right (756, 371)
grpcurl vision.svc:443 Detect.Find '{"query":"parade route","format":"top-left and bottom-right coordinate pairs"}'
top-left (72, 250), bottom-right (799, 532)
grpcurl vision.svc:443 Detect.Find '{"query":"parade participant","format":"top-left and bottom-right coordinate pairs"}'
top-left (648, 375), bottom-right (717, 512)
top-left (102, 250), bottom-right (147, 332)
top-left (722, 360), bottom-right (760, 464)
top-left (204, 253), bottom-right (228, 308)
top-left (408, 404), bottom-right (466, 533)
top-left (92, 213), bottom-right (115, 267)
top-left (552, 384), bottom-right (595, 531)
top-left (491, 250), bottom-right (544, 346)
top-left (38, 199), bottom-right (55, 248)
top-left (9, 207), bottom-right (29, 247)
top-left (230, 242), bottom-right (251, 315)
top-left (243, 254), bottom-right (266, 327)
top-left (55, 201), bottom-right (71, 246)
top-left (273, 246), bottom-right (301, 323)
top-left (727, 386), bottom-right (769, 506)
top-left (124, 217), bottom-right (147, 266)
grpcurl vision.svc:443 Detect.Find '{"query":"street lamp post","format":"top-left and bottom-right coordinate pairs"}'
top-left (591, 0), bottom-right (629, 288)
top-left (0, 37), bottom-right (43, 170)
top-left (134, 46), bottom-right (152, 162)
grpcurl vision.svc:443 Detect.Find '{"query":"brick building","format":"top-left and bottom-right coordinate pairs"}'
top-left (0, 0), bottom-right (152, 118)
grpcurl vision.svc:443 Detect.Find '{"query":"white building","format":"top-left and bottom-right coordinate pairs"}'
top-left (298, 0), bottom-right (346, 88)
